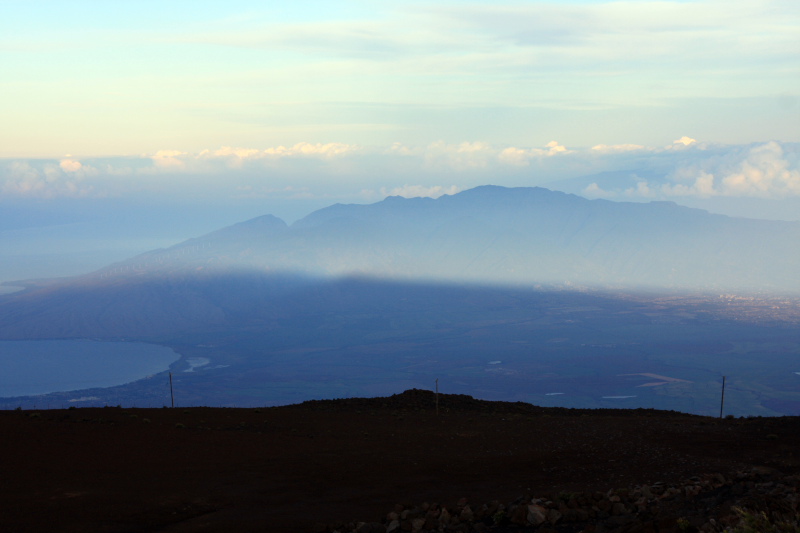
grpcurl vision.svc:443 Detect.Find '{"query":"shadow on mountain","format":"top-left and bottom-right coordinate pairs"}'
top-left (2, 270), bottom-right (799, 416)
top-left (2, 186), bottom-right (800, 414)
top-left (0, 269), bottom-right (644, 340)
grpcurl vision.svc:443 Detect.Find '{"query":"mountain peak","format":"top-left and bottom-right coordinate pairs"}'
top-left (201, 214), bottom-right (288, 240)
top-left (229, 214), bottom-right (287, 230)
top-left (10, 185), bottom-right (800, 293)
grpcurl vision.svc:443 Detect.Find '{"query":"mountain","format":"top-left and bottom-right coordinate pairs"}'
top-left (62, 186), bottom-right (800, 288)
top-left (0, 185), bottom-right (798, 340)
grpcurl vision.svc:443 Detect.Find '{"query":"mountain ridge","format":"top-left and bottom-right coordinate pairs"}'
top-left (91, 185), bottom-right (800, 290)
top-left (1, 185), bottom-right (798, 340)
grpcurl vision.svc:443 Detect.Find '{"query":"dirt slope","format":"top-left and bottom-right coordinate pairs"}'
top-left (1, 390), bottom-right (798, 532)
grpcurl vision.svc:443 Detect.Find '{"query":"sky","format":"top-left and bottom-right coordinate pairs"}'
top-left (1, 0), bottom-right (799, 284)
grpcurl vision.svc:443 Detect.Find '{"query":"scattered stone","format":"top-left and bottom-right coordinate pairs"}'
top-left (546, 508), bottom-right (562, 524)
top-left (334, 468), bottom-right (800, 533)
top-left (526, 503), bottom-right (547, 525)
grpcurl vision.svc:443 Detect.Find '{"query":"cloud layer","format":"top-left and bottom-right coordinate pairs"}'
top-left (582, 141), bottom-right (800, 200)
top-left (2, 141), bottom-right (798, 214)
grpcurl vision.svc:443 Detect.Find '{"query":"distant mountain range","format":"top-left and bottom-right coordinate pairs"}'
top-left (98, 185), bottom-right (800, 288)
top-left (1, 185), bottom-right (798, 339)
top-left (67, 185), bottom-right (800, 286)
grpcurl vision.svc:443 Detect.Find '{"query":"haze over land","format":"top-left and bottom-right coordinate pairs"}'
top-left (1, 187), bottom-right (799, 416)
top-left (10, 185), bottom-right (800, 294)
top-left (1, 1), bottom-right (798, 415)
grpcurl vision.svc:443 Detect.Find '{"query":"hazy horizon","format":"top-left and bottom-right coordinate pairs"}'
top-left (2, 174), bottom-right (800, 286)
top-left (3, 1), bottom-right (799, 286)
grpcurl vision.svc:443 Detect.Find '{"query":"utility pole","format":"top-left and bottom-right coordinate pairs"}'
top-left (435, 378), bottom-right (439, 416)
top-left (169, 372), bottom-right (175, 408)
top-left (719, 376), bottom-right (726, 418)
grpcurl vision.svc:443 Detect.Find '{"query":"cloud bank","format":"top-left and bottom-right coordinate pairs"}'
top-left (582, 141), bottom-right (800, 200)
top-left (2, 140), bottom-right (798, 222)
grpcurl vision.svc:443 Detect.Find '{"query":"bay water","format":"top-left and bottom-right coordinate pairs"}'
top-left (0, 340), bottom-right (180, 398)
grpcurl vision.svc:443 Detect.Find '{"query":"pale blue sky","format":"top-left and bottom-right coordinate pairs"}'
top-left (1, 1), bottom-right (799, 284)
top-left (1, 0), bottom-right (798, 157)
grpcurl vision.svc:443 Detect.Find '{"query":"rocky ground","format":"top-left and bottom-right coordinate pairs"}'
top-left (1, 389), bottom-right (798, 533)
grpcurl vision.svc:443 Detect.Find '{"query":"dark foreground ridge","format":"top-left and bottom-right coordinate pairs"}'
top-left (1, 389), bottom-right (798, 533)
top-left (294, 388), bottom-right (698, 417)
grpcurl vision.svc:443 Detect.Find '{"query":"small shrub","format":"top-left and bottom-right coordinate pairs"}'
top-left (492, 511), bottom-right (507, 526)
top-left (729, 506), bottom-right (800, 533)
top-left (175, 423), bottom-right (186, 429)
top-left (766, 433), bottom-right (779, 440)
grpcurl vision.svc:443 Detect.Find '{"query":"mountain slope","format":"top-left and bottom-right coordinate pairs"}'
top-left (72, 185), bottom-right (800, 289)
top-left (0, 185), bottom-right (798, 339)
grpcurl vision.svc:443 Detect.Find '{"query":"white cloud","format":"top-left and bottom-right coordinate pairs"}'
top-left (3, 140), bottom-right (798, 205)
top-left (424, 141), bottom-right (496, 171)
top-left (662, 137), bottom-right (702, 152)
top-left (147, 143), bottom-right (362, 174)
top-left (661, 171), bottom-right (716, 197)
top-left (265, 142), bottom-right (360, 158)
top-left (196, 147), bottom-right (264, 169)
top-left (59, 159), bottom-right (83, 173)
top-left (147, 140), bottom-right (567, 176)
top-left (197, 143), bottom-right (361, 163)
top-left (659, 141), bottom-right (800, 198)
top-left (498, 147), bottom-right (530, 167)
top-left (583, 182), bottom-right (615, 199)
top-left (673, 136), bottom-right (698, 147)
top-left (624, 181), bottom-right (657, 198)
top-left (1, 161), bottom-right (94, 198)
top-left (500, 141), bottom-right (570, 166)
top-left (595, 141), bottom-right (800, 200)
top-left (380, 185), bottom-right (461, 199)
top-left (718, 142), bottom-right (800, 196)
top-left (386, 142), bottom-right (417, 156)
top-left (2, 162), bottom-right (39, 195)
top-left (151, 150), bottom-right (188, 169)
top-left (591, 144), bottom-right (646, 154)
top-left (212, 147), bottom-right (262, 158)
